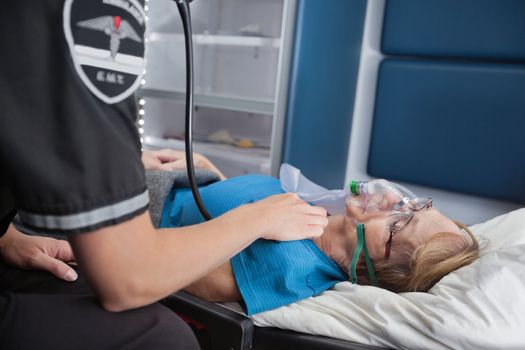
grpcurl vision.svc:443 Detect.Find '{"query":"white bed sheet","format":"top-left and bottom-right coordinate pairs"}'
top-left (250, 208), bottom-right (525, 349)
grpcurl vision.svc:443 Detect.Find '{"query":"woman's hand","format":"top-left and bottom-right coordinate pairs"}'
top-left (0, 225), bottom-right (77, 281)
top-left (235, 193), bottom-right (328, 241)
top-left (141, 149), bottom-right (226, 180)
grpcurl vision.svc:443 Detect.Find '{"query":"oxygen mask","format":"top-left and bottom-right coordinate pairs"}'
top-left (345, 179), bottom-right (417, 222)
top-left (279, 163), bottom-right (417, 217)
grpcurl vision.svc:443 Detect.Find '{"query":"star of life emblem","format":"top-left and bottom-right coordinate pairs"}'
top-left (63, 0), bottom-right (147, 104)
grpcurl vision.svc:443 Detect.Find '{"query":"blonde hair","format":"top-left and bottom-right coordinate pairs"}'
top-left (357, 221), bottom-right (480, 292)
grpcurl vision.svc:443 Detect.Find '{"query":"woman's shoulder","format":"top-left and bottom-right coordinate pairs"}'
top-left (206, 174), bottom-right (283, 197)
top-left (221, 174), bottom-right (280, 186)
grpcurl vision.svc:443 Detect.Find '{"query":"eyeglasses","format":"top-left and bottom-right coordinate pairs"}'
top-left (384, 198), bottom-right (433, 260)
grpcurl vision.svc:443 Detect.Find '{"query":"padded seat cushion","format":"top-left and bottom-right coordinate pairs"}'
top-left (368, 59), bottom-right (525, 203)
top-left (382, 0), bottom-right (525, 61)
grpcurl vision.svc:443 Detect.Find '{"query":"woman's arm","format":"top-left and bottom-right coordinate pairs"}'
top-left (184, 261), bottom-right (241, 302)
top-left (142, 149), bottom-right (226, 180)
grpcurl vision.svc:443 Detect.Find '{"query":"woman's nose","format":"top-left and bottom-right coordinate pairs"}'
top-left (380, 193), bottom-right (405, 211)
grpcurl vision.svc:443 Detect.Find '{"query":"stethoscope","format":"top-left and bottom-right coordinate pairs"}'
top-left (174, 0), bottom-right (213, 220)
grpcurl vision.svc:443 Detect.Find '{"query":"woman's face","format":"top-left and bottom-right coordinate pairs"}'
top-left (346, 192), bottom-right (404, 222)
top-left (347, 205), bottom-right (464, 261)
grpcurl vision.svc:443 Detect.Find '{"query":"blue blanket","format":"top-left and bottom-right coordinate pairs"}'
top-left (160, 174), bottom-right (347, 315)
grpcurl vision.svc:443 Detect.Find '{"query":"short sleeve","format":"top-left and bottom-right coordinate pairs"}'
top-left (0, 1), bottom-right (149, 234)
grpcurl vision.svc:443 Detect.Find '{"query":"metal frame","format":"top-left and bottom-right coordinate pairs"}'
top-left (269, 0), bottom-right (297, 176)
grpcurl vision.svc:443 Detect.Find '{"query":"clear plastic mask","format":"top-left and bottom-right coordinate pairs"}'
top-left (279, 163), bottom-right (418, 216)
top-left (345, 179), bottom-right (418, 221)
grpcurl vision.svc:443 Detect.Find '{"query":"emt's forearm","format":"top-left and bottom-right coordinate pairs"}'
top-left (70, 210), bottom-right (259, 312)
top-left (71, 193), bottom-right (326, 312)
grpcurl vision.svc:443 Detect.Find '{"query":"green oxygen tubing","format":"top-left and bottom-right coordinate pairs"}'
top-left (348, 224), bottom-right (378, 286)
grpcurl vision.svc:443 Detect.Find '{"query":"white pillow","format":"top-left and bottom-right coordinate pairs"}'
top-left (252, 208), bottom-right (525, 349)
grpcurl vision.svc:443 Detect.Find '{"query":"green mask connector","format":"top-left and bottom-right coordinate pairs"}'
top-left (349, 181), bottom-right (360, 195)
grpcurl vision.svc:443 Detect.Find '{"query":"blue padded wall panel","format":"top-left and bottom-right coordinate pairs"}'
top-left (368, 60), bottom-right (525, 203)
top-left (382, 0), bottom-right (525, 61)
top-left (282, 0), bottom-right (366, 189)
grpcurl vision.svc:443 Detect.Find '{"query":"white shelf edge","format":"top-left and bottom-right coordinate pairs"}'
top-left (138, 88), bottom-right (275, 115)
top-left (148, 32), bottom-right (281, 48)
top-left (144, 136), bottom-right (270, 161)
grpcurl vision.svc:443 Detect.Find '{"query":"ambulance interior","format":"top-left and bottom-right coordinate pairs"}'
top-left (137, 0), bottom-right (525, 349)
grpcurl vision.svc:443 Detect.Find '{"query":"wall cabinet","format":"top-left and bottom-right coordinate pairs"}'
top-left (139, 0), bottom-right (296, 177)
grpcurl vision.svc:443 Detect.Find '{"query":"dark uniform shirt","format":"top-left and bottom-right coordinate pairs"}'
top-left (0, 0), bottom-right (149, 235)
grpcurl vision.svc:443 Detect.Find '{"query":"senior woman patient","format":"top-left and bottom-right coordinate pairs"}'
top-left (160, 160), bottom-right (479, 315)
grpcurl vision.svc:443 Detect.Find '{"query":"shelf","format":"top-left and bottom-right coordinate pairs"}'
top-left (138, 88), bottom-right (275, 115)
top-left (148, 32), bottom-right (281, 49)
top-left (144, 136), bottom-right (270, 158)
top-left (143, 136), bottom-right (271, 176)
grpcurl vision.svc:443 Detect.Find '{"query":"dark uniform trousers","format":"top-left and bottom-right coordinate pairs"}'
top-left (0, 262), bottom-right (200, 350)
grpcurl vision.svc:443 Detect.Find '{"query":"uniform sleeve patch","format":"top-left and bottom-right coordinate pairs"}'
top-left (63, 0), bottom-right (146, 104)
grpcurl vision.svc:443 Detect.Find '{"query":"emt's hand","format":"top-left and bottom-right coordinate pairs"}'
top-left (141, 149), bottom-right (226, 180)
top-left (0, 225), bottom-right (77, 282)
top-left (240, 193), bottom-right (328, 241)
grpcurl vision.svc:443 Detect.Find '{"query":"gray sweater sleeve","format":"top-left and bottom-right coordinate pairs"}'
top-left (146, 169), bottom-right (220, 228)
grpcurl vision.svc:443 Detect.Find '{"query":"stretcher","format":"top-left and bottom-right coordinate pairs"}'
top-left (162, 291), bottom-right (389, 350)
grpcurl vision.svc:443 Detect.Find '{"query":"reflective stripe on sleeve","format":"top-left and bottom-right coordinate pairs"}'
top-left (18, 190), bottom-right (149, 231)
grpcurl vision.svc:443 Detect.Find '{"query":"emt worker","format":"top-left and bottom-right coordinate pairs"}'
top-left (0, 2), bottom-right (328, 349)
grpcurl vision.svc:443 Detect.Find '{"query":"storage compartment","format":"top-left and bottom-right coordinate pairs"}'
top-left (143, 0), bottom-right (282, 99)
top-left (139, 0), bottom-right (291, 176)
top-left (141, 97), bottom-right (272, 177)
